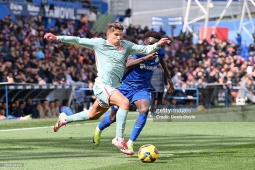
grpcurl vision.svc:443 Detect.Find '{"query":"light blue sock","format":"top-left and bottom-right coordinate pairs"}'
top-left (116, 108), bottom-right (128, 138)
top-left (129, 113), bottom-right (148, 142)
top-left (66, 110), bottom-right (89, 123)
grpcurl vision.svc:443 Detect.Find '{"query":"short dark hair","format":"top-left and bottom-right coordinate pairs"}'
top-left (144, 31), bottom-right (161, 40)
top-left (106, 22), bottom-right (124, 32)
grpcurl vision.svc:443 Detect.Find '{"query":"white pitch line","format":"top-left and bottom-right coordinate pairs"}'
top-left (0, 123), bottom-right (81, 132)
top-left (0, 118), bottom-right (153, 132)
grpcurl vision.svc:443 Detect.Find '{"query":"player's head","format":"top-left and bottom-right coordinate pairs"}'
top-left (144, 31), bottom-right (161, 45)
top-left (106, 22), bottom-right (124, 46)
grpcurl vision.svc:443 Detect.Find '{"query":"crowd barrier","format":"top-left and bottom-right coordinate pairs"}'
top-left (0, 83), bottom-right (238, 117)
top-left (0, 83), bottom-right (76, 117)
top-left (168, 88), bottom-right (200, 107)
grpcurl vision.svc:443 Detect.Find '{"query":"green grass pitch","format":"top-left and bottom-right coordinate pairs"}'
top-left (0, 113), bottom-right (255, 170)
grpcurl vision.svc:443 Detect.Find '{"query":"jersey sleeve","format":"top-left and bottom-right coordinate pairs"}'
top-left (128, 54), bottom-right (138, 59)
top-left (158, 48), bottom-right (166, 60)
top-left (57, 36), bottom-right (101, 50)
top-left (124, 40), bottom-right (160, 55)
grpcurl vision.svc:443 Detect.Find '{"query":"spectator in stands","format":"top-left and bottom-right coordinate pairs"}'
top-left (2, 102), bottom-right (7, 117)
top-left (54, 99), bottom-right (60, 116)
top-left (150, 67), bottom-right (165, 115)
top-left (9, 101), bottom-right (17, 116)
top-left (24, 98), bottom-right (34, 116)
top-left (40, 99), bottom-right (50, 118)
top-left (0, 107), bottom-right (6, 120)
top-left (13, 101), bottom-right (25, 118)
top-left (38, 75), bottom-right (47, 85)
top-left (159, 27), bottom-right (166, 37)
top-left (60, 99), bottom-right (73, 116)
top-left (48, 101), bottom-right (58, 118)
top-left (7, 74), bottom-right (14, 83)
top-left (84, 80), bottom-right (96, 110)
top-left (174, 83), bottom-right (195, 107)
top-left (31, 103), bottom-right (41, 119)
top-left (0, 14), bottom-right (254, 109)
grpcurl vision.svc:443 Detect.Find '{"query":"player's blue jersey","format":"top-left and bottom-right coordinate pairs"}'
top-left (121, 48), bottom-right (165, 91)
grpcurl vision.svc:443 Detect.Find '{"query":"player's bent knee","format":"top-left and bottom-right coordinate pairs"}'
top-left (138, 108), bottom-right (149, 114)
top-left (119, 98), bottom-right (130, 110)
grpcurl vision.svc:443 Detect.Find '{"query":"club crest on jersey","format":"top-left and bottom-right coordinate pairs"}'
top-left (118, 46), bottom-right (124, 51)
top-left (155, 57), bottom-right (159, 63)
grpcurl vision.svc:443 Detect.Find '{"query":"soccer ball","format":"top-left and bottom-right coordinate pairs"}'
top-left (138, 144), bottom-right (159, 163)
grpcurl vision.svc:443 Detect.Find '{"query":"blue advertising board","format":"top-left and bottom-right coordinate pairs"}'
top-left (5, 2), bottom-right (89, 20)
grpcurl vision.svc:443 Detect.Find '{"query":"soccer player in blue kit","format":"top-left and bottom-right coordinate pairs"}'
top-left (93, 31), bottom-right (175, 155)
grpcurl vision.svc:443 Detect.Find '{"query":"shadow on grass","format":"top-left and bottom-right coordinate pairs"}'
top-left (1, 134), bottom-right (255, 161)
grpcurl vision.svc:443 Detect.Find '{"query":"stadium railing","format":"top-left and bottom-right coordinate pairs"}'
top-left (168, 87), bottom-right (200, 107)
top-left (0, 83), bottom-right (78, 117)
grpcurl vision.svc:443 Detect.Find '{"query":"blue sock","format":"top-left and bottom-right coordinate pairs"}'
top-left (130, 113), bottom-right (148, 142)
top-left (98, 106), bottom-right (118, 131)
top-left (98, 115), bottom-right (112, 131)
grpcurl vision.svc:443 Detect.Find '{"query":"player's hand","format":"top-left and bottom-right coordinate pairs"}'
top-left (44, 33), bottom-right (57, 41)
top-left (144, 52), bottom-right (158, 60)
top-left (167, 81), bottom-right (175, 94)
top-left (158, 38), bottom-right (170, 46)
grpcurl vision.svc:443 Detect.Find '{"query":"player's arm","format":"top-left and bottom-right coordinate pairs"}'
top-left (44, 33), bottom-right (98, 50)
top-left (126, 38), bottom-right (170, 55)
top-left (57, 36), bottom-right (99, 49)
top-left (126, 53), bottom-right (158, 69)
top-left (160, 59), bottom-right (174, 93)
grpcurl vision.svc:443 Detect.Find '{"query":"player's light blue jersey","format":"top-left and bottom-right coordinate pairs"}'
top-left (57, 36), bottom-right (160, 88)
top-left (121, 48), bottom-right (165, 91)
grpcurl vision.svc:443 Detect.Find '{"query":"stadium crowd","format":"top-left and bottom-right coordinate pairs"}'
top-left (0, 14), bottom-right (255, 119)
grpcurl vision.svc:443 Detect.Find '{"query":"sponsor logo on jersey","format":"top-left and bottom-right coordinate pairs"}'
top-left (139, 64), bottom-right (157, 70)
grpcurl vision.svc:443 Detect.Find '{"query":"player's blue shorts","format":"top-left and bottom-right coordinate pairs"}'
top-left (118, 86), bottom-right (151, 104)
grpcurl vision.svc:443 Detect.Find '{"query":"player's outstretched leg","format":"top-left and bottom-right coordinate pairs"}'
top-left (53, 102), bottom-right (108, 132)
top-left (93, 106), bottom-right (117, 146)
top-left (53, 112), bottom-right (67, 132)
top-left (53, 110), bottom-right (90, 132)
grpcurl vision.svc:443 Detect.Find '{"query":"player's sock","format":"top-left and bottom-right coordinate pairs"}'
top-left (127, 139), bottom-right (133, 144)
top-left (66, 110), bottom-right (89, 123)
top-left (129, 113), bottom-right (148, 142)
top-left (116, 108), bottom-right (128, 138)
top-left (98, 115), bottom-right (112, 131)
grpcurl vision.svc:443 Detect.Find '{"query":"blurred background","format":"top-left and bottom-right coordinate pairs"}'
top-left (0, 0), bottom-right (255, 120)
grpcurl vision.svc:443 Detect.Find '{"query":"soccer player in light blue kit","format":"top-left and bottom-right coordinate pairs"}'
top-left (93, 31), bottom-right (175, 155)
top-left (44, 22), bottom-right (170, 155)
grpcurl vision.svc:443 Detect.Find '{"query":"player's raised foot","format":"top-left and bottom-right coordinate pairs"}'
top-left (112, 137), bottom-right (134, 155)
top-left (92, 130), bottom-right (102, 146)
top-left (127, 143), bottom-right (134, 154)
top-left (53, 113), bottom-right (67, 132)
